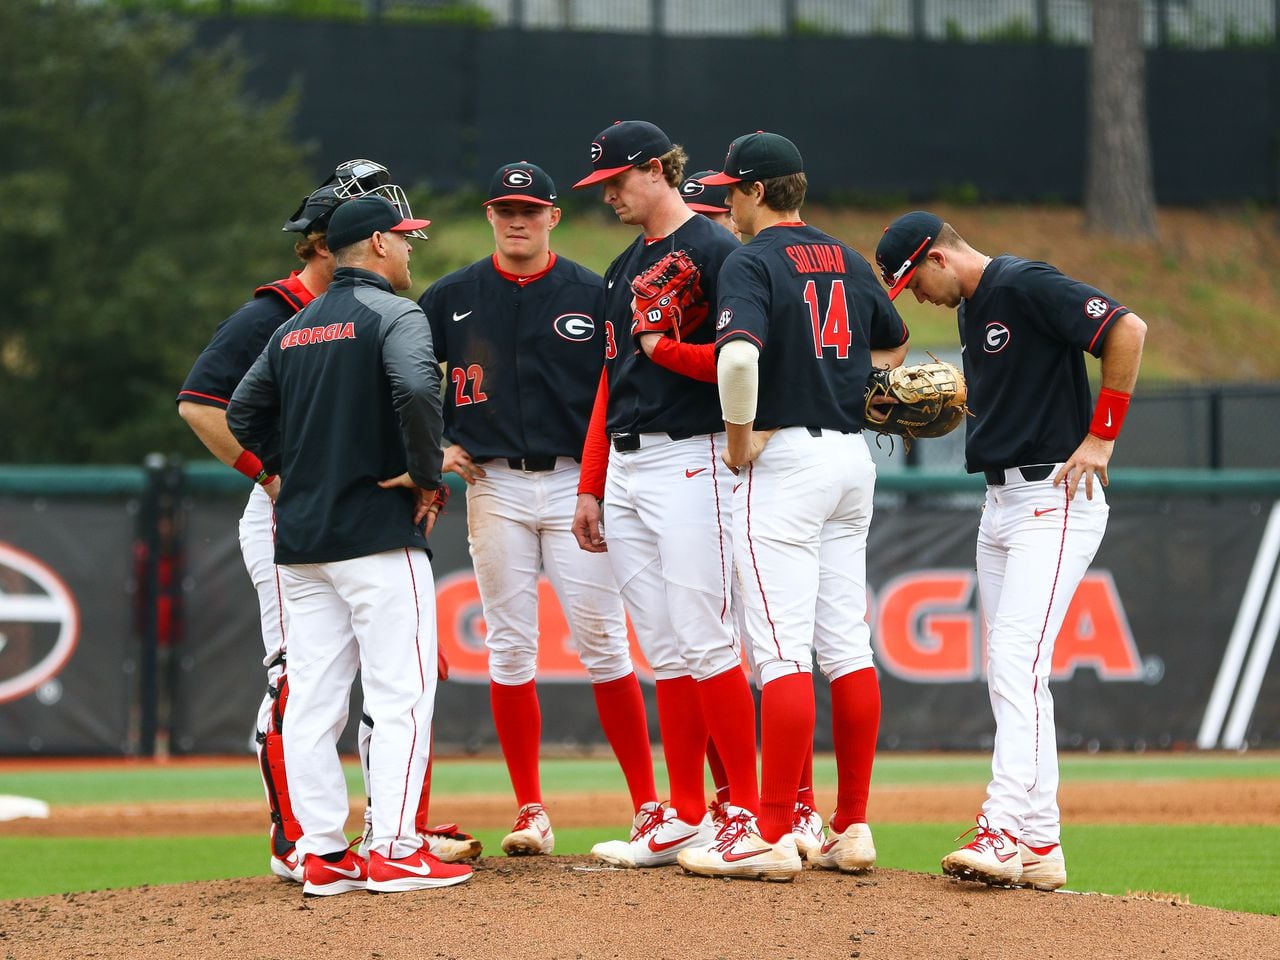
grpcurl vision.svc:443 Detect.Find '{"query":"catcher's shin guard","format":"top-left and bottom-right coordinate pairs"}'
top-left (256, 673), bottom-right (302, 852)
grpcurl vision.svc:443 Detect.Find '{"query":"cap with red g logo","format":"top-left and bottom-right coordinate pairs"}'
top-left (679, 170), bottom-right (731, 214)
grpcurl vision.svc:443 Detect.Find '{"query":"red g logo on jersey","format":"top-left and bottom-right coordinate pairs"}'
top-left (1084, 296), bottom-right (1109, 319)
top-left (984, 322), bottom-right (1011, 353)
top-left (553, 313), bottom-right (596, 342)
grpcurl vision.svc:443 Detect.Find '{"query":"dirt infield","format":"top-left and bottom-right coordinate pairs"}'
top-left (2, 776), bottom-right (1278, 959)
top-left (2, 857), bottom-right (1276, 960)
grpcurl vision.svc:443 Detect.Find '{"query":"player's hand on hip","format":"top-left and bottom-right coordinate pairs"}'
top-left (443, 443), bottom-right (486, 484)
top-left (378, 472), bottom-right (443, 527)
top-left (723, 429), bottom-right (776, 473)
top-left (263, 476), bottom-right (281, 502)
top-left (1054, 434), bottom-right (1113, 501)
top-left (572, 493), bottom-right (607, 553)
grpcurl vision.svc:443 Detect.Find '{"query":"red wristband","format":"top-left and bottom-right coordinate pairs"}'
top-left (233, 449), bottom-right (275, 486)
top-left (1088, 388), bottom-right (1131, 441)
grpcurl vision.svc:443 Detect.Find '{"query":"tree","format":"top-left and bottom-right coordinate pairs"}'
top-left (1084, 0), bottom-right (1157, 239)
top-left (0, 0), bottom-right (311, 463)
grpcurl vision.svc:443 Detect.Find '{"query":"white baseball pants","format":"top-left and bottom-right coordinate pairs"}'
top-left (977, 468), bottom-right (1108, 845)
top-left (467, 459), bottom-right (633, 686)
top-left (239, 484), bottom-right (287, 736)
top-left (733, 428), bottom-right (877, 686)
top-left (278, 547), bottom-right (438, 861)
top-left (603, 433), bottom-right (739, 680)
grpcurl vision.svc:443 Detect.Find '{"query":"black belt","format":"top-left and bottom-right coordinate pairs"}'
top-left (610, 432), bottom-right (696, 452)
top-left (477, 455), bottom-right (563, 472)
top-left (984, 463), bottom-right (1055, 485)
top-left (804, 426), bottom-right (858, 437)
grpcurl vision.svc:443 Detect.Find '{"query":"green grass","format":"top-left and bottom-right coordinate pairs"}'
top-left (3, 754), bottom-right (1277, 911)
top-left (3, 824), bottom-right (1275, 914)
top-left (5, 752), bottom-right (1277, 805)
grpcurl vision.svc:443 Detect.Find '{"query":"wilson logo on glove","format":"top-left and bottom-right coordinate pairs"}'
top-left (630, 250), bottom-right (707, 343)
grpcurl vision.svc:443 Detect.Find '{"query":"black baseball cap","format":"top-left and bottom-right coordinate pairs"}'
top-left (875, 210), bottom-right (943, 301)
top-left (324, 195), bottom-right (431, 252)
top-left (485, 161), bottom-right (557, 207)
top-left (701, 131), bottom-right (803, 185)
top-left (680, 171), bottom-right (730, 213)
top-left (282, 184), bottom-right (342, 234)
top-left (572, 120), bottom-right (673, 189)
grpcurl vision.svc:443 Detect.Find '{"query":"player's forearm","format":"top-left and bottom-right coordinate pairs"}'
top-left (178, 401), bottom-right (248, 468)
top-left (648, 336), bottom-right (718, 382)
top-left (1099, 312), bottom-right (1147, 394)
top-left (871, 342), bottom-right (909, 371)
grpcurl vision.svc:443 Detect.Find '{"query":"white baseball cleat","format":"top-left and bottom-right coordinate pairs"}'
top-left (677, 807), bottom-right (803, 882)
top-left (941, 815), bottom-right (1023, 886)
top-left (808, 820), bottom-right (876, 873)
top-left (502, 802), bottom-right (555, 856)
top-left (1016, 838), bottom-right (1067, 891)
top-left (270, 848), bottom-right (304, 883)
top-left (790, 801), bottom-right (826, 861)
top-left (591, 801), bottom-right (713, 868)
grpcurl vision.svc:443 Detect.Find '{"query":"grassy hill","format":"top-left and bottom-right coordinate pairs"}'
top-left (408, 200), bottom-right (1280, 384)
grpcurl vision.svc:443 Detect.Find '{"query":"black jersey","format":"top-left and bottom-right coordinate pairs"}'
top-left (227, 268), bottom-right (443, 565)
top-left (603, 215), bottom-right (739, 437)
top-left (713, 222), bottom-right (908, 432)
top-left (177, 273), bottom-right (313, 409)
top-left (960, 255), bottom-right (1129, 473)
top-left (420, 254), bottom-right (604, 460)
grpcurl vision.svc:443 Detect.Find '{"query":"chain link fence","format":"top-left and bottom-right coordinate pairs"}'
top-left (188, 0), bottom-right (1280, 47)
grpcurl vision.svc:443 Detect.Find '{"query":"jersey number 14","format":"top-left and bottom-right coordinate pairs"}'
top-left (803, 279), bottom-right (851, 360)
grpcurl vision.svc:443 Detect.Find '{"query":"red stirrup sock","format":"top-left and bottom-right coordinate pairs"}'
top-left (655, 675), bottom-right (708, 824)
top-left (797, 743), bottom-right (815, 808)
top-left (706, 737), bottom-right (731, 806)
top-left (757, 672), bottom-right (814, 842)
top-left (697, 666), bottom-right (759, 813)
top-left (490, 679), bottom-right (543, 807)
top-left (829, 667), bottom-right (881, 833)
top-left (592, 672), bottom-right (657, 813)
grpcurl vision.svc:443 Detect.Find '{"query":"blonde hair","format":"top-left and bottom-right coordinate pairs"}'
top-left (293, 229), bottom-right (327, 262)
top-left (658, 145), bottom-right (688, 188)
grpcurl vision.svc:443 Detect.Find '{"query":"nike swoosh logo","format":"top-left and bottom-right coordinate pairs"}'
top-left (648, 832), bottom-right (697, 853)
top-left (452, 310), bottom-right (472, 322)
top-left (1105, 410), bottom-right (1113, 427)
top-left (732, 482), bottom-right (743, 494)
top-left (1022, 859), bottom-right (1042, 867)
top-left (819, 838), bottom-right (839, 854)
top-left (685, 468), bottom-right (707, 478)
top-left (607, 280), bottom-right (615, 288)
top-left (627, 150), bottom-right (643, 160)
top-left (994, 847), bottom-right (1019, 863)
top-left (328, 863), bottom-right (364, 878)
top-left (723, 847), bottom-right (771, 862)
top-left (737, 168), bottom-right (754, 176)
top-left (1034, 508), bottom-right (1057, 517)
top-left (383, 859), bottom-right (435, 876)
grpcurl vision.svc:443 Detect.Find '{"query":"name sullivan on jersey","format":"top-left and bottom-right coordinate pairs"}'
top-left (785, 243), bottom-right (847, 274)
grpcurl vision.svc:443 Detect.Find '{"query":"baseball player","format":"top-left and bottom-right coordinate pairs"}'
top-left (668, 168), bottom-right (823, 857)
top-left (680, 171), bottom-right (740, 240)
top-left (178, 161), bottom-right (478, 884)
top-left (569, 120), bottom-right (759, 867)
top-left (875, 210), bottom-right (1147, 891)
top-left (227, 194), bottom-right (471, 896)
top-left (672, 132), bottom-right (908, 881)
top-left (417, 161), bottom-right (656, 856)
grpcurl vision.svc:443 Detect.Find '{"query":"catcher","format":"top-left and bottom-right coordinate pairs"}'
top-left (863, 356), bottom-right (969, 445)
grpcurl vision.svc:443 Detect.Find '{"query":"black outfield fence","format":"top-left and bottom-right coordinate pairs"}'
top-left (0, 455), bottom-right (1277, 756)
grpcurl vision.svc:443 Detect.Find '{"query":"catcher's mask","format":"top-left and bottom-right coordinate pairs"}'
top-left (282, 159), bottom-right (428, 240)
top-left (335, 159), bottom-right (429, 241)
